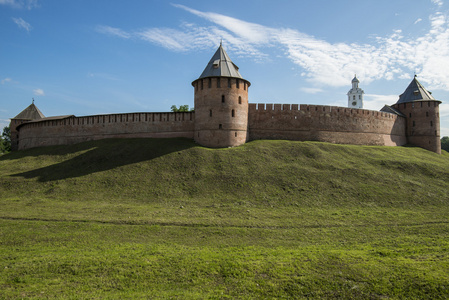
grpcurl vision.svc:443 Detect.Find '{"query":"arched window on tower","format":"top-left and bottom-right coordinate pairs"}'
top-left (353, 95), bottom-right (355, 100)
top-left (209, 110), bottom-right (212, 117)
top-left (222, 95), bottom-right (225, 103)
top-left (232, 109), bottom-right (235, 117)
top-left (239, 96), bottom-right (242, 104)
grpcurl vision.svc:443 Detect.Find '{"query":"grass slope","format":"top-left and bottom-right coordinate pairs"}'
top-left (1, 138), bottom-right (448, 299)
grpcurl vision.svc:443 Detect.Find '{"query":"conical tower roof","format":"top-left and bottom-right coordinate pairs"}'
top-left (197, 44), bottom-right (244, 80)
top-left (12, 102), bottom-right (45, 120)
top-left (396, 75), bottom-right (438, 104)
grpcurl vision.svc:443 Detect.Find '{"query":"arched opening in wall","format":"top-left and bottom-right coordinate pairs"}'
top-left (232, 109), bottom-right (235, 117)
top-left (222, 95), bottom-right (225, 103)
top-left (426, 112), bottom-right (429, 117)
top-left (201, 79), bottom-right (204, 90)
top-left (236, 79), bottom-right (240, 89)
top-left (228, 78), bottom-right (231, 88)
top-left (235, 132), bottom-right (237, 137)
top-left (208, 78), bottom-right (212, 88)
top-left (219, 124), bottom-right (222, 129)
top-left (431, 121), bottom-right (433, 127)
top-left (413, 121), bottom-right (416, 127)
top-left (239, 96), bottom-right (242, 104)
top-left (353, 95), bottom-right (355, 100)
top-left (428, 102), bottom-right (431, 107)
top-left (409, 113), bottom-right (412, 117)
top-left (210, 110), bottom-right (212, 117)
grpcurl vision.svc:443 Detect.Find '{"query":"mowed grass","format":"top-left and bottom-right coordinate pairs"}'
top-left (0, 138), bottom-right (448, 299)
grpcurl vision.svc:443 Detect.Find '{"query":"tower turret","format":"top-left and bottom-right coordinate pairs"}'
top-left (347, 75), bottom-right (364, 109)
top-left (9, 100), bottom-right (45, 151)
top-left (392, 75), bottom-right (441, 154)
top-left (192, 44), bottom-right (251, 147)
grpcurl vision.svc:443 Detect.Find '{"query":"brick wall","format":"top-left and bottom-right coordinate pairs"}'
top-left (17, 112), bottom-right (195, 150)
top-left (248, 103), bottom-right (407, 147)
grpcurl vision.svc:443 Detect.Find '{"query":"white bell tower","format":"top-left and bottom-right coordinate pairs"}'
top-left (347, 75), bottom-right (364, 109)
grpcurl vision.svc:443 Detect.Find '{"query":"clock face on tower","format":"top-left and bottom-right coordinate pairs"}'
top-left (352, 101), bottom-right (357, 106)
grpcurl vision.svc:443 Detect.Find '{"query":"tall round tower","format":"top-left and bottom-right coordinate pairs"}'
top-left (392, 75), bottom-right (441, 154)
top-left (192, 44), bottom-right (251, 148)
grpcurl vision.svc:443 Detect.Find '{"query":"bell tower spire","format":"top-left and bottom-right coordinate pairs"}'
top-left (347, 75), bottom-right (364, 109)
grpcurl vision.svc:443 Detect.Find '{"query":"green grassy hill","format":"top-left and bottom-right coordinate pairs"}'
top-left (1, 139), bottom-right (448, 299)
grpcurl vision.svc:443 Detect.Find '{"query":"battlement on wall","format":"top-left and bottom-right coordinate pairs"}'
top-left (17, 111), bottom-right (195, 150)
top-left (248, 103), bottom-right (407, 147)
top-left (249, 103), bottom-right (397, 119)
top-left (19, 111), bottom-right (194, 129)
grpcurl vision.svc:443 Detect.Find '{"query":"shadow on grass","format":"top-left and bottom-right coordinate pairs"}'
top-left (5, 138), bottom-right (197, 182)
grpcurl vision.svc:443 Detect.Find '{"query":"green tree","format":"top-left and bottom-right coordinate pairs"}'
top-left (1, 126), bottom-right (11, 153)
top-left (171, 105), bottom-right (192, 112)
top-left (441, 136), bottom-right (449, 153)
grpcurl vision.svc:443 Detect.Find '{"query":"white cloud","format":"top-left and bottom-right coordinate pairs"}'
top-left (12, 17), bottom-right (32, 32)
top-left (300, 87), bottom-right (323, 94)
top-left (414, 18), bottom-right (423, 24)
top-left (0, 0), bottom-right (38, 9)
top-left (364, 94), bottom-right (398, 111)
top-left (33, 88), bottom-right (44, 96)
top-left (431, 0), bottom-right (444, 7)
top-left (98, 4), bottom-right (449, 91)
top-left (1, 78), bottom-right (12, 84)
top-left (95, 25), bottom-right (131, 39)
top-left (439, 103), bottom-right (449, 117)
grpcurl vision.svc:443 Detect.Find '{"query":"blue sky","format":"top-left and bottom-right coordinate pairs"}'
top-left (2, 0), bottom-right (449, 137)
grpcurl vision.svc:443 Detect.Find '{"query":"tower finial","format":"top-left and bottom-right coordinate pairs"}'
top-left (220, 38), bottom-right (222, 46)
top-left (32, 98), bottom-right (34, 104)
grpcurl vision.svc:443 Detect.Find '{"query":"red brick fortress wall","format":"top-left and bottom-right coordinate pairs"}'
top-left (17, 112), bottom-right (195, 150)
top-left (248, 104), bottom-right (407, 147)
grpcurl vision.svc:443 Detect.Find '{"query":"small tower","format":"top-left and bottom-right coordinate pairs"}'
top-left (9, 100), bottom-right (45, 151)
top-left (192, 44), bottom-right (251, 147)
top-left (347, 75), bottom-right (364, 109)
top-left (392, 75), bottom-right (441, 154)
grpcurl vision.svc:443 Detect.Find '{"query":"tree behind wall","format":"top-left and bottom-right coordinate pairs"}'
top-left (442, 136), bottom-right (449, 153)
top-left (171, 105), bottom-right (192, 112)
top-left (1, 126), bottom-right (11, 153)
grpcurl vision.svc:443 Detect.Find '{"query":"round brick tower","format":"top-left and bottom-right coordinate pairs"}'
top-left (192, 44), bottom-right (251, 148)
top-left (392, 75), bottom-right (441, 154)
